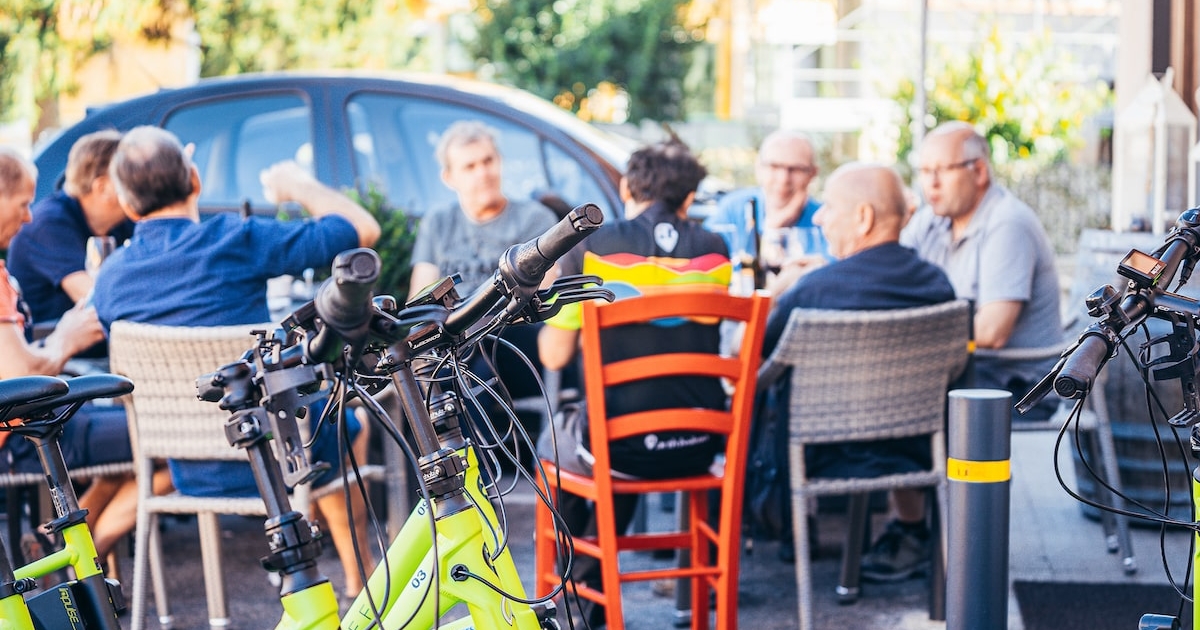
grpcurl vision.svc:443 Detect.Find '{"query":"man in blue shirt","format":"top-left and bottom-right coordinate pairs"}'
top-left (704, 130), bottom-right (826, 269)
top-left (94, 125), bottom-right (381, 596)
top-left (9, 130), bottom-right (133, 335)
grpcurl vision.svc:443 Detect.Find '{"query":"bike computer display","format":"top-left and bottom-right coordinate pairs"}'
top-left (1116, 248), bottom-right (1167, 288)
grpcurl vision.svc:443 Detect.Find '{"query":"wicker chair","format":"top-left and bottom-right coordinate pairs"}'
top-left (757, 299), bottom-right (970, 630)
top-left (108, 321), bottom-right (272, 630)
top-left (109, 320), bottom-right (387, 629)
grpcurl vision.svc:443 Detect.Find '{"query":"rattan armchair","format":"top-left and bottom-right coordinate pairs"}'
top-left (109, 321), bottom-right (273, 630)
top-left (757, 299), bottom-right (970, 630)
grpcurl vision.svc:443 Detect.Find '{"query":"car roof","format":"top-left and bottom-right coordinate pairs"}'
top-left (34, 71), bottom-right (635, 204)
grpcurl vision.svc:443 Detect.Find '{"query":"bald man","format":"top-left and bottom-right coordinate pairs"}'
top-left (758, 163), bottom-right (955, 581)
top-left (902, 121), bottom-right (1061, 421)
top-left (704, 129), bottom-right (828, 270)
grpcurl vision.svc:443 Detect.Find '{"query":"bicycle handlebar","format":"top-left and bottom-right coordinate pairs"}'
top-left (307, 248), bottom-right (381, 363)
top-left (445, 202), bottom-right (604, 336)
top-left (1055, 218), bottom-right (1200, 397)
top-left (1025, 208), bottom-right (1200, 408)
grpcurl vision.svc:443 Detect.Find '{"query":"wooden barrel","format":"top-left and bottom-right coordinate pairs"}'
top-left (1068, 229), bottom-right (1196, 522)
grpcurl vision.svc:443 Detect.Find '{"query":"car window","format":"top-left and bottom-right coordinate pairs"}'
top-left (543, 141), bottom-right (605, 212)
top-left (163, 93), bottom-right (314, 207)
top-left (347, 93), bottom-right (572, 216)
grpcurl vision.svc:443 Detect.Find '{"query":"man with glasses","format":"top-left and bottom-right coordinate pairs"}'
top-left (902, 120), bottom-right (1061, 422)
top-left (704, 129), bottom-right (827, 278)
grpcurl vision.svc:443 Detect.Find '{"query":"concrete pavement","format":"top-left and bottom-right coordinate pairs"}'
top-left (6, 427), bottom-right (1195, 629)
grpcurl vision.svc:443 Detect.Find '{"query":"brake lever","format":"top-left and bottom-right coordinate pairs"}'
top-left (541, 274), bottom-right (604, 297)
top-left (522, 287), bottom-right (616, 323)
top-left (504, 274), bottom-right (613, 324)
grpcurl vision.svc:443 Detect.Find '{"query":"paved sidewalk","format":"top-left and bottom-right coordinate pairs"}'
top-left (7, 427), bottom-right (1194, 629)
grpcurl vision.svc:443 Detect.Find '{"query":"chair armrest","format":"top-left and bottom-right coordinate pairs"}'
top-left (973, 344), bottom-right (1067, 362)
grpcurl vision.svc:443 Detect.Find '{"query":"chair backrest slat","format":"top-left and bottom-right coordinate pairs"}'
top-left (579, 290), bottom-right (771, 478)
top-left (601, 353), bottom-right (742, 386)
top-left (606, 409), bottom-right (734, 442)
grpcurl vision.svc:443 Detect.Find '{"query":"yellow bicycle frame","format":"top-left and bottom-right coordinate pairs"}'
top-left (274, 444), bottom-right (543, 630)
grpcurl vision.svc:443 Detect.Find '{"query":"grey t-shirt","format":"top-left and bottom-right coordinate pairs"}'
top-left (411, 198), bottom-right (557, 295)
top-left (901, 183), bottom-right (1061, 387)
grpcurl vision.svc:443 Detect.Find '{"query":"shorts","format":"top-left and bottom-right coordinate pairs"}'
top-left (0, 403), bottom-right (132, 475)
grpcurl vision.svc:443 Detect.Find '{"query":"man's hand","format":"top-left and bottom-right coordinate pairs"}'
top-left (765, 254), bottom-right (826, 296)
top-left (259, 160), bottom-right (381, 247)
top-left (50, 303), bottom-right (105, 358)
top-left (763, 190), bottom-right (811, 229)
top-left (260, 160), bottom-right (317, 205)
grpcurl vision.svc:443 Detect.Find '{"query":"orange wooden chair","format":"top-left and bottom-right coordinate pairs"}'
top-left (534, 290), bottom-right (770, 630)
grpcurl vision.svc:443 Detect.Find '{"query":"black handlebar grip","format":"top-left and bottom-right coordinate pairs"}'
top-left (445, 203), bottom-right (604, 336)
top-left (314, 248), bottom-right (381, 334)
top-left (308, 248), bottom-right (381, 363)
top-left (503, 203), bottom-right (604, 289)
top-left (1054, 334), bottom-right (1112, 399)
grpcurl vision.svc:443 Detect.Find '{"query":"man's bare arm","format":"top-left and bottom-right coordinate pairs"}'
top-left (260, 161), bottom-right (382, 248)
top-left (0, 305), bottom-right (104, 379)
top-left (60, 270), bottom-right (93, 304)
top-left (974, 300), bottom-right (1023, 349)
top-left (538, 324), bottom-right (580, 372)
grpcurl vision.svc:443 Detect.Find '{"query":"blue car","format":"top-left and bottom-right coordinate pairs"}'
top-left (33, 71), bottom-right (633, 220)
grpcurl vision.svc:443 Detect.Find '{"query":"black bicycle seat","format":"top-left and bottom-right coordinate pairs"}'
top-left (1, 374), bottom-right (133, 431)
top-left (0, 376), bottom-right (69, 423)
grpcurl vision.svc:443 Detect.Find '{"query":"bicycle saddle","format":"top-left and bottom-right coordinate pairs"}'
top-left (0, 374), bottom-right (133, 435)
top-left (0, 376), bottom-right (68, 424)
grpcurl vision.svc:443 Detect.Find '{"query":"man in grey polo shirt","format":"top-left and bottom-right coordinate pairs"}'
top-left (902, 121), bottom-right (1061, 421)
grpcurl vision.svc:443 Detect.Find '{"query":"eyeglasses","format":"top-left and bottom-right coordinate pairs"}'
top-left (761, 161), bottom-right (816, 176)
top-left (917, 158), bottom-right (978, 180)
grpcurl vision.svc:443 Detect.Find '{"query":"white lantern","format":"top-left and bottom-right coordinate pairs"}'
top-left (1112, 69), bottom-right (1196, 234)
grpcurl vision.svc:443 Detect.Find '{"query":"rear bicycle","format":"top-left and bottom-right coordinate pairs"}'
top-left (0, 373), bottom-right (135, 630)
top-left (1022, 208), bottom-right (1200, 629)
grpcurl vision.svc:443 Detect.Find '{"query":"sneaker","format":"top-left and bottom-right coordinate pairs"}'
top-left (860, 520), bottom-right (930, 583)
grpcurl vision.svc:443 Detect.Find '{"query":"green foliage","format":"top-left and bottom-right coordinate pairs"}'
top-left (0, 0), bottom-right (117, 125)
top-left (345, 184), bottom-right (419, 301)
top-left (890, 26), bottom-right (1110, 173)
top-left (0, 1), bottom-right (424, 131)
top-left (183, 0), bottom-right (424, 77)
top-left (468, 0), bottom-right (705, 123)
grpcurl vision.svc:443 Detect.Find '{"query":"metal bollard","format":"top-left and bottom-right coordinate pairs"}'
top-left (946, 389), bottom-right (1011, 630)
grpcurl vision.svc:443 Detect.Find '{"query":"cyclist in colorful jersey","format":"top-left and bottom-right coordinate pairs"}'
top-left (537, 139), bottom-right (731, 628)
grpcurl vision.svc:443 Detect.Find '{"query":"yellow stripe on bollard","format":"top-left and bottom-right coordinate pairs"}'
top-left (947, 457), bottom-right (1010, 483)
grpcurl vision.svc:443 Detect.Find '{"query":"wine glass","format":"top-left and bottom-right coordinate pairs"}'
top-left (759, 227), bottom-right (796, 275)
top-left (785, 227), bottom-right (823, 261)
top-left (85, 236), bottom-right (117, 276)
